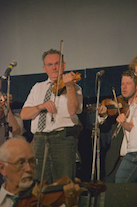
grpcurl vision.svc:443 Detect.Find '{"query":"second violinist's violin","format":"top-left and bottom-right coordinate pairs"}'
top-left (101, 96), bottom-right (129, 116)
top-left (86, 96), bottom-right (129, 117)
top-left (52, 72), bottom-right (81, 96)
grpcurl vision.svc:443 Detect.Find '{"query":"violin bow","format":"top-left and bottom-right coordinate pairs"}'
top-left (112, 88), bottom-right (137, 140)
top-left (55, 40), bottom-right (64, 97)
top-left (112, 87), bottom-right (120, 115)
top-left (51, 40), bottom-right (64, 122)
top-left (111, 87), bottom-right (128, 142)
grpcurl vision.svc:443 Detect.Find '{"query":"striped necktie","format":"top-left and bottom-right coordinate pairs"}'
top-left (7, 194), bottom-right (18, 207)
top-left (38, 82), bottom-right (53, 131)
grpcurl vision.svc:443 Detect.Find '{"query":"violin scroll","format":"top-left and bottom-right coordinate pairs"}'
top-left (83, 180), bottom-right (107, 197)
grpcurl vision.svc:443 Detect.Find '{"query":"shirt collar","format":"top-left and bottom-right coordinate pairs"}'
top-left (47, 78), bottom-right (53, 85)
top-left (0, 183), bottom-right (16, 205)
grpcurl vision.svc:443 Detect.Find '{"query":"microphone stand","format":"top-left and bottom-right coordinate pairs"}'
top-left (86, 75), bottom-right (102, 207)
top-left (4, 74), bottom-right (11, 140)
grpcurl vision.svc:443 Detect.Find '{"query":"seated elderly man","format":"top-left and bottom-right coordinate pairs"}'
top-left (0, 137), bottom-right (82, 207)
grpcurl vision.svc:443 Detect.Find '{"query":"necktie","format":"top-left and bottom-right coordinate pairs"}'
top-left (7, 194), bottom-right (18, 207)
top-left (38, 82), bottom-right (53, 131)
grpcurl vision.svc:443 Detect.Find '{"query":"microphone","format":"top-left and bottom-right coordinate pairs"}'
top-left (97, 70), bottom-right (105, 77)
top-left (1, 60), bottom-right (17, 79)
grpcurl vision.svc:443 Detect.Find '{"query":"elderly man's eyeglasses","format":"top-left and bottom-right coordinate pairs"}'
top-left (1, 158), bottom-right (36, 171)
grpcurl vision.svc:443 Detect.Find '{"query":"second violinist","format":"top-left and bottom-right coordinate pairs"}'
top-left (115, 70), bottom-right (137, 183)
top-left (99, 70), bottom-right (137, 183)
top-left (21, 49), bottom-right (83, 184)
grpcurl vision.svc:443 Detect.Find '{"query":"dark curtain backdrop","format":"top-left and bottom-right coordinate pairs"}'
top-left (1, 65), bottom-right (129, 103)
top-left (1, 65), bottom-right (129, 182)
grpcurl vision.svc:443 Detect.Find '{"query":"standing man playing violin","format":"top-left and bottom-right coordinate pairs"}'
top-left (115, 70), bottom-right (137, 183)
top-left (0, 137), bottom-right (82, 207)
top-left (20, 49), bottom-right (83, 184)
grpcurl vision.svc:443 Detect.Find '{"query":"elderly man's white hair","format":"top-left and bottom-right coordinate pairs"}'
top-left (0, 137), bottom-right (33, 162)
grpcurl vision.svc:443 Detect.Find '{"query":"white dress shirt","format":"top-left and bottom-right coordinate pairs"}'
top-left (23, 78), bottom-right (83, 134)
top-left (120, 102), bottom-right (137, 155)
top-left (0, 183), bottom-right (18, 207)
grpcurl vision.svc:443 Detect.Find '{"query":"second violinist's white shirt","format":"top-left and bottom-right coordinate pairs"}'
top-left (23, 78), bottom-right (83, 134)
top-left (127, 102), bottom-right (137, 152)
top-left (120, 102), bottom-right (137, 155)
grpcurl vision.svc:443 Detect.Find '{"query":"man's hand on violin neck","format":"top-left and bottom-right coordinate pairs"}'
top-left (98, 105), bottom-right (107, 117)
top-left (63, 72), bottom-right (75, 86)
top-left (63, 177), bottom-right (82, 207)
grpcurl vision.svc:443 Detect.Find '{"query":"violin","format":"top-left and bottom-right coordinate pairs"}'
top-left (15, 176), bottom-right (106, 207)
top-left (52, 72), bottom-right (81, 96)
top-left (86, 96), bottom-right (129, 117)
top-left (101, 96), bottom-right (129, 116)
top-left (0, 91), bottom-right (12, 120)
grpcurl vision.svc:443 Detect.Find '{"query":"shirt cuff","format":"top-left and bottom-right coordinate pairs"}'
top-left (98, 115), bottom-right (108, 125)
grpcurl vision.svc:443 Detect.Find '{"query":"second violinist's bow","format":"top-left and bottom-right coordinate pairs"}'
top-left (111, 87), bottom-right (128, 142)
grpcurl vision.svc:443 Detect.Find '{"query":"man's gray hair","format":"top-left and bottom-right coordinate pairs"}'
top-left (42, 49), bottom-right (64, 64)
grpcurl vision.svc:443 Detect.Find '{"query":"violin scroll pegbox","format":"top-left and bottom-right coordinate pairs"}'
top-left (73, 72), bottom-right (81, 83)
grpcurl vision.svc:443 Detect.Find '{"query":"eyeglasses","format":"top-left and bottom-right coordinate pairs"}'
top-left (2, 157), bottom-right (36, 171)
top-left (44, 61), bottom-right (63, 68)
